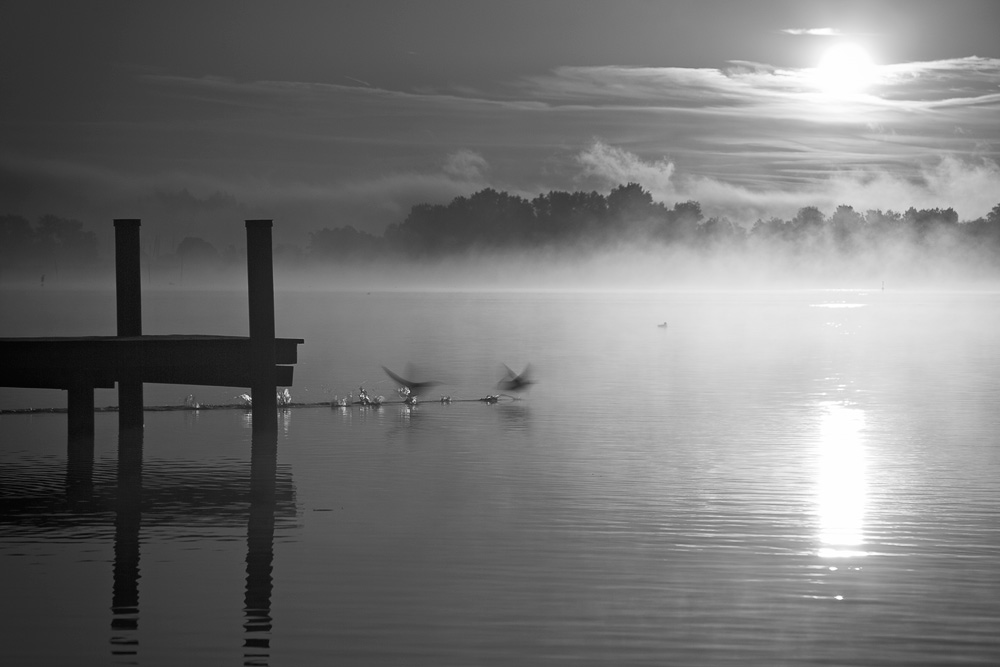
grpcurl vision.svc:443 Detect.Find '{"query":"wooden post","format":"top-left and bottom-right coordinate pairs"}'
top-left (114, 219), bottom-right (144, 431)
top-left (246, 220), bottom-right (276, 431)
top-left (114, 219), bottom-right (142, 337)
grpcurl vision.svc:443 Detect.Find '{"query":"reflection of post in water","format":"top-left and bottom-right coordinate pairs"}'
top-left (111, 427), bottom-right (143, 657)
top-left (244, 428), bottom-right (278, 666)
top-left (65, 422), bottom-right (94, 508)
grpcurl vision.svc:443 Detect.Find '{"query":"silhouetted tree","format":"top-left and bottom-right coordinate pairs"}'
top-left (607, 183), bottom-right (655, 229)
top-left (790, 206), bottom-right (825, 232)
top-left (35, 214), bottom-right (99, 263)
top-left (660, 200), bottom-right (703, 243)
top-left (962, 203), bottom-right (1000, 248)
top-left (863, 209), bottom-right (902, 230)
top-left (456, 188), bottom-right (535, 248)
top-left (828, 205), bottom-right (865, 252)
top-left (749, 216), bottom-right (787, 242)
top-left (904, 206), bottom-right (958, 240)
top-left (531, 189), bottom-right (607, 244)
top-left (176, 236), bottom-right (219, 262)
top-left (698, 216), bottom-right (746, 247)
top-left (6, 191), bottom-right (1000, 281)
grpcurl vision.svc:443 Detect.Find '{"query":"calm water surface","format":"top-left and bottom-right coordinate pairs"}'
top-left (2, 289), bottom-right (1000, 665)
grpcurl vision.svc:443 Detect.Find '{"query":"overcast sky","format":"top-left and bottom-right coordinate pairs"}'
top-left (2, 0), bottom-right (999, 247)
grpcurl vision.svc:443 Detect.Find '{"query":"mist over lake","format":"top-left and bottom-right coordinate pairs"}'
top-left (4, 1), bottom-right (1000, 664)
top-left (3, 287), bottom-right (1000, 665)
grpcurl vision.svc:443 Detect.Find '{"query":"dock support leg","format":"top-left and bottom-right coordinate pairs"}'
top-left (114, 219), bottom-right (144, 432)
top-left (246, 220), bottom-right (277, 432)
top-left (67, 383), bottom-right (95, 442)
top-left (66, 382), bottom-right (96, 504)
top-left (117, 378), bottom-right (144, 432)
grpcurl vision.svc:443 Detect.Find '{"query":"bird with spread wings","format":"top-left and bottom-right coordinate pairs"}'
top-left (382, 365), bottom-right (442, 397)
top-left (497, 364), bottom-right (535, 394)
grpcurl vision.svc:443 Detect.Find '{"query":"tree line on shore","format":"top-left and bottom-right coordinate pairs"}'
top-left (0, 214), bottom-right (99, 269)
top-left (310, 183), bottom-right (1000, 265)
top-left (4, 183), bottom-right (1000, 271)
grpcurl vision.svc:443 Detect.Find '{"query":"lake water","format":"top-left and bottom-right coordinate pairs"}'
top-left (2, 288), bottom-right (1000, 665)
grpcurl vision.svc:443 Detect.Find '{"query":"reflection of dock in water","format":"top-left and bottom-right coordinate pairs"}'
top-left (0, 429), bottom-right (292, 665)
top-left (0, 449), bottom-right (296, 530)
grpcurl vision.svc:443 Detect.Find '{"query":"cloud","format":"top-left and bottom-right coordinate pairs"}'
top-left (574, 140), bottom-right (1000, 224)
top-left (577, 142), bottom-right (676, 196)
top-left (517, 65), bottom-right (756, 106)
top-left (142, 72), bottom-right (546, 119)
top-left (782, 28), bottom-right (842, 36)
top-left (443, 149), bottom-right (489, 181)
top-left (519, 57), bottom-right (1000, 114)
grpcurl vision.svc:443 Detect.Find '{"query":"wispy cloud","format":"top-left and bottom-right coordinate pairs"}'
top-left (516, 57), bottom-right (1000, 112)
top-left (782, 28), bottom-right (843, 36)
top-left (577, 142), bottom-right (675, 194)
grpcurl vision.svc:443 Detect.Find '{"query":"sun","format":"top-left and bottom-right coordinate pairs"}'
top-left (812, 43), bottom-right (877, 97)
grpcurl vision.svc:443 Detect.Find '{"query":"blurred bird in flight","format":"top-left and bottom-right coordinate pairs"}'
top-left (382, 365), bottom-right (442, 397)
top-left (497, 364), bottom-right (535, 394)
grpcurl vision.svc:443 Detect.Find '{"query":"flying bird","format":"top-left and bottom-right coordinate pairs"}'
top-left (382, 365), bottom-right (442, 397)
top-left (497, 364), bottom-right (535, 393)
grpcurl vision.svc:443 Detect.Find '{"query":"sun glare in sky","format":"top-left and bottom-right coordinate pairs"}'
top-left (812, 43), bottom-right (878, 97)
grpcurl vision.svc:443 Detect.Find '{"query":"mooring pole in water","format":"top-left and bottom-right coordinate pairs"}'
top-left (114, 219), bottom-right (144, 431)
top-left (246, 220), bottom-right (277, 432)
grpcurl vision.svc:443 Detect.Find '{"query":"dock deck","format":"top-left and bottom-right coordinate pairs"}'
top-left (0, 334), bottom-right (302, 389)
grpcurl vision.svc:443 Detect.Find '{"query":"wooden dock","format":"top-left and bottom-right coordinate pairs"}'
top-left (0, 219), bottom-right (303, 438)
top-left (0, 335), bottom-right (300, 388)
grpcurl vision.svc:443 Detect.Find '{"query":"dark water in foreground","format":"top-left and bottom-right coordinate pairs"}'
top-left (2, 289), bottom-right (1000, 665)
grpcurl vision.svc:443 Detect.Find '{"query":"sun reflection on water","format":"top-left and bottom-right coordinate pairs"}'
top-left (815, 401), bottom-right (868, 558)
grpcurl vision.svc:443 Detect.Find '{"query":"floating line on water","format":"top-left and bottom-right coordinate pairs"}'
top-left (0, 396), bottom-right (521, 415)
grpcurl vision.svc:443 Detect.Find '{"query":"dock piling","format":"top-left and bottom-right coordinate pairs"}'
top-left (114, 219), bottom-right (144, 431)
top-left (246, 220), bottom-right (277, 432)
